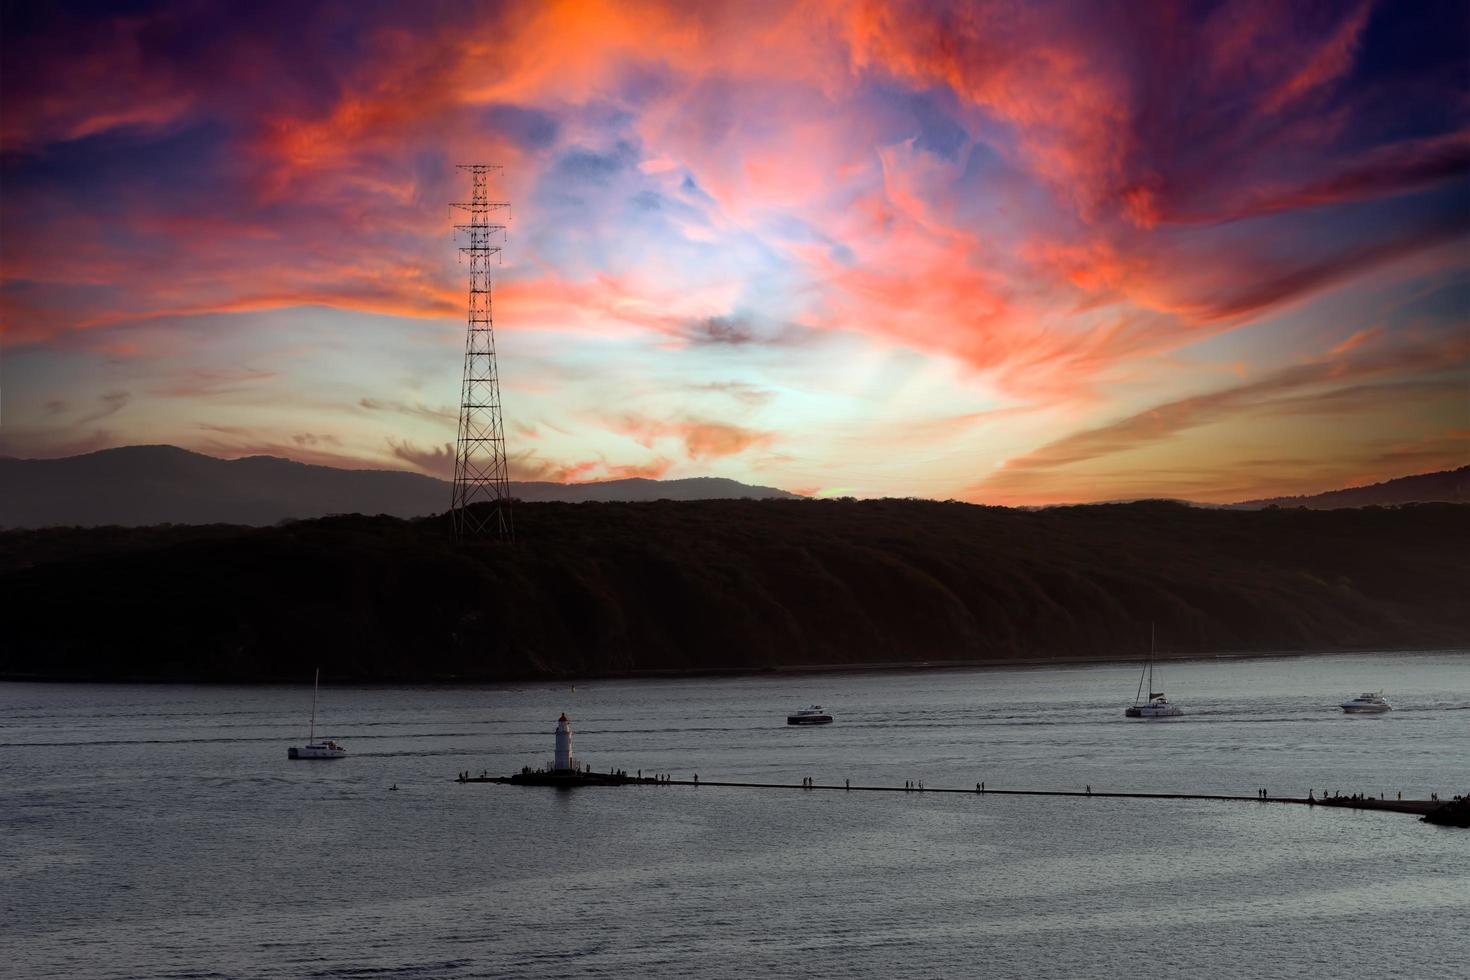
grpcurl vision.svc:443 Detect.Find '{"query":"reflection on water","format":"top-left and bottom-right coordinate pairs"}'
top-left (3, 650), bottom-right (1469, 978)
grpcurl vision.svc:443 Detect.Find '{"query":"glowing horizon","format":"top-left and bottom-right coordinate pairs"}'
top-left (1, 0), bottom-right (1466, 505)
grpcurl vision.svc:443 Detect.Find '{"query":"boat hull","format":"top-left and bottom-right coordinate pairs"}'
top-left (787, 716), bottom-right (833, 725)
top-left (1124, 704), bottom-right (1183, 718)
top-left (288, 746), bottom-right (347, 759)
top-left (1341, 704), bottom-right (1391, 714)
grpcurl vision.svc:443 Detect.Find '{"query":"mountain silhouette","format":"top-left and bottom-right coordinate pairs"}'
top-left (0, 445), bottom-right (795, 528)
top-left (1231, 466), bottom-right (1469, 509)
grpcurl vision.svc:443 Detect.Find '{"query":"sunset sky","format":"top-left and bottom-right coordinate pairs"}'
top-left (1, 0), bottom-right (1466, 504)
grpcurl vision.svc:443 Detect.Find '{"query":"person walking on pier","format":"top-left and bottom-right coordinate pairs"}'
top-left (1086, 784), bottom-right (1091, 796)
top-left (845, 778), bottom-right (850, 790)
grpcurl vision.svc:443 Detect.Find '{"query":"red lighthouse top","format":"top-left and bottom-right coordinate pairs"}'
top-left (558, 712), bottom-right (568, 722)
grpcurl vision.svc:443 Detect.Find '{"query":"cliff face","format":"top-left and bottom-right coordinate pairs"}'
top-left (2, 499), bottom-right (1466, 682)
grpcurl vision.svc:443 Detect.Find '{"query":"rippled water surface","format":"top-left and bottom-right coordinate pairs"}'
top-left (4, 651), bottom-right (1470, 978)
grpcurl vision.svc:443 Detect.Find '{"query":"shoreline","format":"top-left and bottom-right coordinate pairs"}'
top-left (2, 645), bottom-right (1464, 686)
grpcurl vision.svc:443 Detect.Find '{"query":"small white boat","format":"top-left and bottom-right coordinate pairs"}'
top-left (1124, 625), bottom-right (1183, 718)
top-left (787, 705), bottom-right (833, 725)
top-left (288, 668), bottom-right (347, 759)
top-left (1340, 691), bottom-right (1391, 714)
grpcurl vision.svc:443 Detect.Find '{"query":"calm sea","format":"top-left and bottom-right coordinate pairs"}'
top-left (4, 651), bottom-right (1469, 978)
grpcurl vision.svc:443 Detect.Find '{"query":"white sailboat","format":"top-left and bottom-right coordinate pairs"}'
top-left (1124, 624), bottom-right (1183, 718)
top-left (287, 668), bottom-right (347, 759)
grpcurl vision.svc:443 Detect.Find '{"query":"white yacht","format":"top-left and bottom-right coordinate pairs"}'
top-left (1340, 692), bottom-right (1391, 714)
top-left (1124, 625), bottom-right (1183, 718)
top-left (1125, 697), bottom-right (1183, 719)
top-left (289, 738), bottom-right (347, 760)
top-left (287, 669), bottom-right (347, 759)
top-left (787, 705), bottom-right (834, 725)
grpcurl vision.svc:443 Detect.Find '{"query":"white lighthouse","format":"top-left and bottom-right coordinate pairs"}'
top-left (553, 712), bottom-right (574, 771)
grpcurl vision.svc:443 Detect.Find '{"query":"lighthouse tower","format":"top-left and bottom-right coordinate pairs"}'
top-left (553, 712), bottom-right (574, 771)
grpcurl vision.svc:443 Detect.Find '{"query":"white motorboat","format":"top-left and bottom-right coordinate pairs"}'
top-left (1124, 625), bottom-right (1183, 718)
top-left (787, 705), bottom-right (834, 725)
top-left (1340, 691), bottom-right (1391, 714)
top-left (287, 668), bottom-right (347, 759)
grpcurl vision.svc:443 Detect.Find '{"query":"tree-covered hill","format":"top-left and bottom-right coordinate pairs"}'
top-left (1, 499), bottom-right (1466, 681)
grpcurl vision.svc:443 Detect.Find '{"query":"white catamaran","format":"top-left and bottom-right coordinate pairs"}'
top-left (1124, 625), bottom-right (1183, 718)
top-left (287, 668), bottom-right (347, 759)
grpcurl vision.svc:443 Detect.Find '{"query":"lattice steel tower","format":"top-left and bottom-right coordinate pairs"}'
top-left (449, 164), bottom-right (513, 539)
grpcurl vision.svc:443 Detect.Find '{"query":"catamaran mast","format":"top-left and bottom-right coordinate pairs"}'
top-left (310, 667), bottom-right (319, 742)
top-left (1146, 625), bottom-right (1158, 702)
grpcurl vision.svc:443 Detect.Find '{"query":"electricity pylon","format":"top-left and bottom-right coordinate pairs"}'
top-left (449, 164), bottom-right (513, 540)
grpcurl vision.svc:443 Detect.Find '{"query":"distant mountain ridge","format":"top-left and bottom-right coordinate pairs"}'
top-left (4, 446), bottom-right (1462, 529)
top-left (0, 445), bottom-right (796, 528)
top-left (1230, 466), bottom-right (1470, 510)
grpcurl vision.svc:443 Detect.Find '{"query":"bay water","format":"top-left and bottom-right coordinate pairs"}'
top-left (4, 650), bottom-right (1469, 978)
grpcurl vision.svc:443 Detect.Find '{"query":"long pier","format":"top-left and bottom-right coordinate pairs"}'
top-left (454, 773), bottom-right (1449, 819)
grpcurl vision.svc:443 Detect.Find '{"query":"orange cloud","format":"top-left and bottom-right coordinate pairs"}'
top-left (616, 413), bottom-right (775, 461)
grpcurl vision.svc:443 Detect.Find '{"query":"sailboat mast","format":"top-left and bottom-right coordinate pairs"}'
top-left (310, 668), bottom-right (319, 742)
top-left (1149, 622), bottom-right (1155, 699)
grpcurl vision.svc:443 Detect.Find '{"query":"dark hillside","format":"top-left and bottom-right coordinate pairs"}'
top-left (1231, 466), bottom-right (1469, 509)
top-left (1, 499), bottom-right (1466, 681)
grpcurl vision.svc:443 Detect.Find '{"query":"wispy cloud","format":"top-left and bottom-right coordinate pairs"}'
top-left (974, 332), bottom-right (1470, 500)
top-left (359, 398), bottom-right (458, 424)
top-left (386, 438), bottom-right (455, 479)
top-left (74, 390), bottom-right (131, 424)
top-left (616, 413), bottom-right (776, 461)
